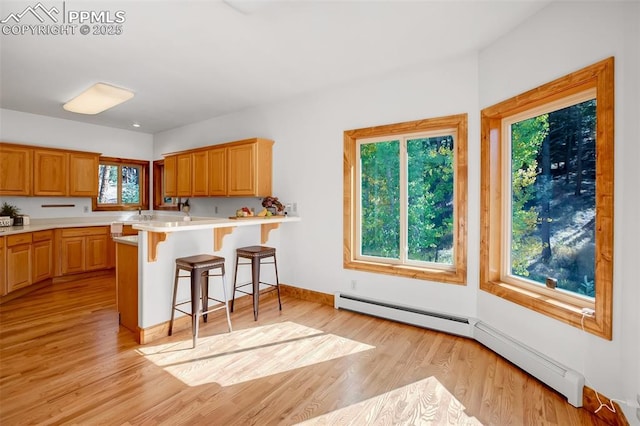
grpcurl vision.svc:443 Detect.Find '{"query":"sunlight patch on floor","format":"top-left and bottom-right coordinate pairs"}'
top-left (296, 376), bottom-right (483, 426)
top-left (137, 321), bottom-right (374, 387)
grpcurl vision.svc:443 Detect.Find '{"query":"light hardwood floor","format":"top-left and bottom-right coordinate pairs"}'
top-left (0, 274), bottom-right (607, 425)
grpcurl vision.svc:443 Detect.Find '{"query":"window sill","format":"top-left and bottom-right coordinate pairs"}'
top-left (344, 258), bottom-right (466, 285)
top-left (480, 279), bottom-right (610, 340)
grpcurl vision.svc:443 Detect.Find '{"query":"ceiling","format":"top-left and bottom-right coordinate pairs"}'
top-left (0, 0), bottom-right (551, 134)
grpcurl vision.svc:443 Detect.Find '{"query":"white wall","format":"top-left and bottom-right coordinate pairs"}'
top-left (478, 1), bottom-right (639, 413)
top-left (154, 52), bottom-right (481, 319)
top-left (155, 0), bottom-right (640, 414)
top-left (0, 109), bottom-right (153, 218)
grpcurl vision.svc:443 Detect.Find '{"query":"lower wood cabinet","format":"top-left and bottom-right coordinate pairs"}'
top-left (58, 227), bottom-right (109, 276)
top-left (0, 237), bottom-right (5, 295)
top-left (2, 227), bottom-right (111, 299)
top-left (32, 231), bottom-right (53, 283)
top-left (6, 233), bottom-right (32, 293)
top-left (4, 230), bottom-right (53, 295)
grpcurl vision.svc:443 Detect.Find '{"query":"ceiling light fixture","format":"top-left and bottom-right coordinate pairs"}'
top-left (63, 83), bottom-right (134, 115)
top-left (132, 122), bottom-right (141, 128)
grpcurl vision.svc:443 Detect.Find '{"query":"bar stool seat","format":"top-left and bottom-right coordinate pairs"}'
top-left (169, 254), bottom-right (232, 348)
top-left (231, 246), bottom-right (282, 321)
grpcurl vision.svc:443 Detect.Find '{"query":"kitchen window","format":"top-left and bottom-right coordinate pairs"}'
top-left (343, 114), bottom-right (468, 284)
top-left (93, 157), bottom-right (149, 211)
top-left (480, 57), bottom-right (614, 339)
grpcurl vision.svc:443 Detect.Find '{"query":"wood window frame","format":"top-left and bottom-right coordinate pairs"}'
top-left (93, 157), bottom-right (150, 212)
top-left (344, 114), bottom-right (468, 284)
top-left (480, 57), bottom-right (614, 339)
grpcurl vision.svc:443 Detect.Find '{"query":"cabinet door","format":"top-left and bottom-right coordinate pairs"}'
top-left (191, 151), bottom-right (208, 196)
top-left (176, 153), bottom-right (192, 197)
top-left (61, 237), bottom-right (85, 275)
top-left (0, 145), bottom-right (32, 195)
top-left (69, 152), bottom-right (99, 197)
top-left (208, 147), bottom-right (227, 196)
top-left (33, 149), bottom-right (68, 196)
top-left (164, 155), bottom-right (177, 197)
top-left (227, 143), bottom-right (256, 196)
top-left (86, 234), bottom-right (109, 271)
top-left (0, 237), bottom-right (6, 296)
top-left (32, 239), bottom-right (53, 283)
top-left (7, 244), bottom-right (32, 292)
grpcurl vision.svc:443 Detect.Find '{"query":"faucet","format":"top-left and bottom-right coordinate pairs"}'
top-left (138, 207), bottom-right (142, 216)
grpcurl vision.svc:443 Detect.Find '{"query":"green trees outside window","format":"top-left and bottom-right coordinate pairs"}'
top-left (360, 140), bottom-right (400, 259)
top-left (98, 164), bottom-right (141, 205)
top-left (509, 99), bottom-right (596, 298)
top-left (359, 135), bottom-right (455, 266)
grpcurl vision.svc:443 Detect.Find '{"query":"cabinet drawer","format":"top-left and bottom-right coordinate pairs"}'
top-left (61, 227), bottom-right (107, 237)
top-left (33, 230), bottom-right (53, 242)
top-left (7, 233), bottom-right (32, 247)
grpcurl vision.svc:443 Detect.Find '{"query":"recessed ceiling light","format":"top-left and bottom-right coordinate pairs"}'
top-left (132, 122), bottom-right (141, 128)
top-left (63, 83), bottom-right (134, 115)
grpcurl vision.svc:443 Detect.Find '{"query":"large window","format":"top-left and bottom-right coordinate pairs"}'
top-left (480, 57), bottom-right (614, 339)
top-left (344, 114), bottom-right (468, 284)
top-left (93, 157), bottom-right (149, 211)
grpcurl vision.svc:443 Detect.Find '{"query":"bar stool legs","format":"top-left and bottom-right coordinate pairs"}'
top-left (168, 254), bottom-right (232, 348)
top-left (231, 245), bottom-right (282, 321)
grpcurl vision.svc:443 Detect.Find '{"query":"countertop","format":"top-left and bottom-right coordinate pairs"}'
top-left (132, 215), bottom-right (300, 233)
top-left (113, 235), bottom-right (139, 246)
top-left (0, 214), bottom-right (301, 236)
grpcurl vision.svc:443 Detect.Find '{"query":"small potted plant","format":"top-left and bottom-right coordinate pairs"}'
top-left (0, 202), bottom-right (20, 226)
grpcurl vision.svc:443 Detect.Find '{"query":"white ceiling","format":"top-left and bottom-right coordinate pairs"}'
top-left (0, 0), bottom-right (551, 134)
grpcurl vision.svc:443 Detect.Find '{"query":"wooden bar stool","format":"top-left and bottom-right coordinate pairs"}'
top-left (168, 254), bottom-right (232, 348)
top-left (231, 245), bottom-right (282, 321)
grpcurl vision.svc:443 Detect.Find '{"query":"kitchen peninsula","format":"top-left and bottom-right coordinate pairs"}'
top-left (120, 215), bottom-right (300, 343)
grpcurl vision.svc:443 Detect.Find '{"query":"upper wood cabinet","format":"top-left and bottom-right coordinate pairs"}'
top-left (162, 137), bottom-right (273, 198)
top-left (227, 139), bottom-right (273, 197)
top-left (0, 143), bottom-right (99, 197)
top-left (176, 153), bottom-right (192, 197)
top-left (164, 155), bottom-right (177, 197)
top-left (0, 144), bottom-right (32, 196)
top-left (69, 152), bottom-right (99, 197)
top-left (208, 146), bottom-right (226, 196)
top-left (191, 151), bottom-right (209, 196)
top-left (33, 148), bottom-right (68, 196)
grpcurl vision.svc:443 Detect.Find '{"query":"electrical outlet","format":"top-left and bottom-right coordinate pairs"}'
top-left (83, 206), bottom-right (89, 213)
top-left (214, 206), bottom-right (218, 214)
top-left (351, 280), bottom-right (357, 290)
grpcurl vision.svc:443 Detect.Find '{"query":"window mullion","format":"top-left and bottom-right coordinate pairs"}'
top-left (117, 165), bottom-right (123, 205)
top-left (399, 138), bottom-right (408, 263)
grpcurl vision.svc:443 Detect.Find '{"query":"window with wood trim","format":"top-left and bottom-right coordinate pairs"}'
top-left (93, 157), bottom-right (149, 211)
top-left (480, 57), bottom-right (614, 339)
top-left (344, 114), bottom-right (468, 284)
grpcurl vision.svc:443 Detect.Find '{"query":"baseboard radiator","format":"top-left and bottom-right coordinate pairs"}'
top-left (334, 293), bottom-right (584, 407)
